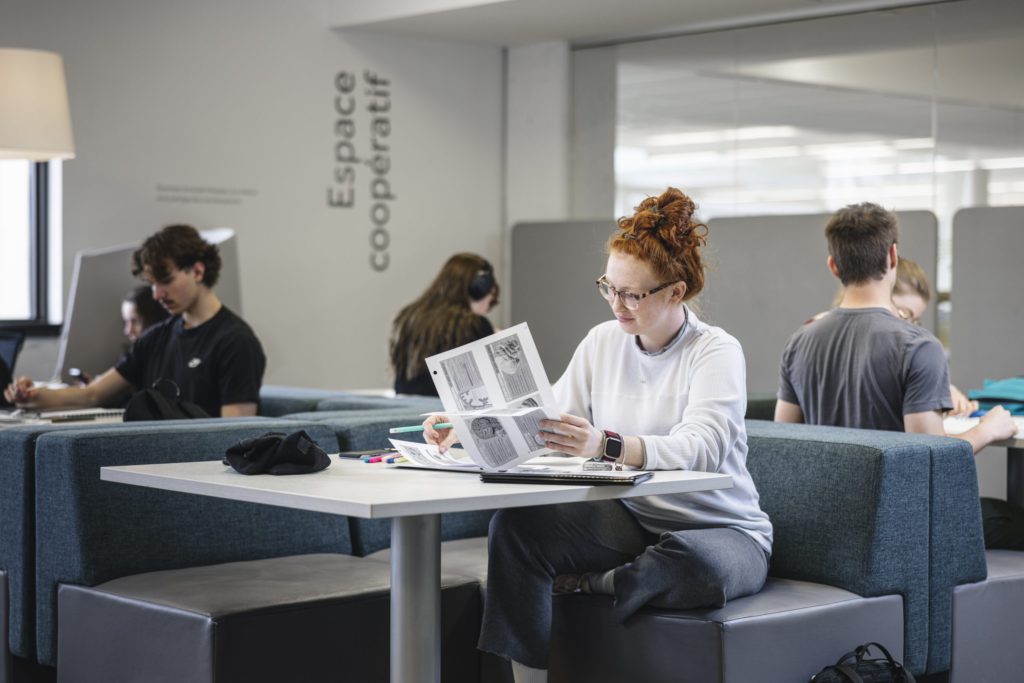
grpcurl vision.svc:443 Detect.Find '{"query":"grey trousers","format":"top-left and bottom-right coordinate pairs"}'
top-left (478, 499), bottom-right (769, 669)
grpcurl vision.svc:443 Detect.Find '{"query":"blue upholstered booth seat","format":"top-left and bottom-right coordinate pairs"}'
top-left (316, 394), bottom-right (444, 414)
top-left (745, 420), bottom-right (985, 675)
top-left (259, 385), bottom-right (442, 417)
top-left (30, 418), bottom-right (347, 667)
top-left (0, 422), bottom-right (94, 663)
top-left (538, 422), bottom-right (975, 679)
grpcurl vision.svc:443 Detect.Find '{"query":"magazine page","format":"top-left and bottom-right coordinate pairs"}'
top-left (424, 322), bottom-right (561, 470)
top-left (387, 439), bottom-right (481, 470)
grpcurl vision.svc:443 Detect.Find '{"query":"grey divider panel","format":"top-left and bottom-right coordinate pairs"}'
top-left (949, 206), bottom-right (1024, 391)
top-left (511, 221), bottom-right (615, 381)
top-left (701, 211), bottom-right (938, 394)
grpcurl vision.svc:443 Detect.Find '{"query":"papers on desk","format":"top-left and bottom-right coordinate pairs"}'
top-left (944, 415), bottom-right (1024, 440)
top-left (388, 440), bottom-right (483, 471)
top-left (385, 443), bottom-right (647, 484)
top-left (421, 323), bottom-right (561, 471)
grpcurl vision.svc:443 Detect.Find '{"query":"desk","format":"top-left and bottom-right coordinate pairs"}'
top-left (944, 416), bottom-right (1024, 506)
top-left (101, 459), bottom-right (732, 683)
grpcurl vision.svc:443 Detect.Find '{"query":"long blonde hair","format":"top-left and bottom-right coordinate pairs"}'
top-left (390, 253), bottom-right (498, 382)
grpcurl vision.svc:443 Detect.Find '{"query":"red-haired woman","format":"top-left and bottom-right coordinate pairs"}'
top-left (425, 188), bottom-right (772, 682)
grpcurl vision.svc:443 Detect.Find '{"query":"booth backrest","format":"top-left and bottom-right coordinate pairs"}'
top-left (746, 420), bottom-right (985, 675)
top-left (30, 418), bottom-right (347, 667)
top-left (258, 385), bottom-right (352, 417)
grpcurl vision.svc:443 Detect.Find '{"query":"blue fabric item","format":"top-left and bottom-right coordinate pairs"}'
top-left (968, 377), bottom-right (1024, 402)
top-left (746, 420), bottom-right (985, 675)
top-left (31, 418), bottom-right (347, 667)
top-left (976, 401), bottom-right (1024, 415)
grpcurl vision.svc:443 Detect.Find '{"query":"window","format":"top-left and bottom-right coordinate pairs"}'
top-left (0, 160), bottom-right (62, 329)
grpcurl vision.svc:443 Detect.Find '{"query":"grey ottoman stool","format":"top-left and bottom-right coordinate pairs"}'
top-left (548, 578), bottom-right (905, 683)
top-left (950, 549), bottom-right (1024, 683)
top-left (57, 554), bottom-right (481, 683)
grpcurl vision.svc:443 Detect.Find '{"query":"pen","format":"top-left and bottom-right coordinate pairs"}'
top-left (385, 455), bottom-right (407, 464)
top-left (340, 449), bottom-right (396, 460)
top-left (389, 423), bottom-right (453, 434)
top-left (363, 455), bottom-right (385, 464)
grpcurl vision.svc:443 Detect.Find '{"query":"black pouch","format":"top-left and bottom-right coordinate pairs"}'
top-left (811, 642), bottom-right (916, 683)
top-left (124, 378), bottom-right (209, 421)
top-left (223, 430), bottom-right (331, 475)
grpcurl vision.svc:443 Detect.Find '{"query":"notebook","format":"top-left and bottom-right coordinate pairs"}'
top-left (479, 469), bottom-right (653, 486)
top-left (37, 408), bottom-right (125, 423)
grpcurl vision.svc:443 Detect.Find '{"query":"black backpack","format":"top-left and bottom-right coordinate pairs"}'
top-left (124, 379), bottom-right (209, 421)
top-left (811, 643), bottom-right (916, 683)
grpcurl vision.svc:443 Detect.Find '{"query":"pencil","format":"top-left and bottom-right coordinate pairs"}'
top-left (389, 422), bottom-right (453, 434)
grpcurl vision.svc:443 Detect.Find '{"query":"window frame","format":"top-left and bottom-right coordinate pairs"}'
top-left (0, 161), bottom-right (61, 335)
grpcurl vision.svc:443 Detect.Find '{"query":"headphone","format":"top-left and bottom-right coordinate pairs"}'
top-left (468, 262), bottom-right (496, 301)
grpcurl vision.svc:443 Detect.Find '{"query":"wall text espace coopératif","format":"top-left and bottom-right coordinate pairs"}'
top-left (328, 70), bottom-right (394, 272)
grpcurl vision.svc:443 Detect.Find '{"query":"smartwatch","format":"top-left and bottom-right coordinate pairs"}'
top-left (599, 430), bottom-right (623, 463)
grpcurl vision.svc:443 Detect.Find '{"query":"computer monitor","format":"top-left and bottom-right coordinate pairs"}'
top-left (53, 228), bottom-right (241, 383)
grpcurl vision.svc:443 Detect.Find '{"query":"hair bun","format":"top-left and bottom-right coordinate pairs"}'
top-left (616, 187), bottom-right (702, 250)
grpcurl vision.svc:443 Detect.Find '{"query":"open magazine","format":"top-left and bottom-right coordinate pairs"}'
top-left (392, 322), bottom-right (562, 471)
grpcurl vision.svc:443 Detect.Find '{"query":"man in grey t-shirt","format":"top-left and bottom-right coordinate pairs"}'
top-left (774, 202), bottom-right (1015, 455)
top-left (779, 307), bottom-right (952, 432)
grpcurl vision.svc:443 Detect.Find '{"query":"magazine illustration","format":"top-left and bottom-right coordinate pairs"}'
top-left (423, 322), bottom-right (560, 470)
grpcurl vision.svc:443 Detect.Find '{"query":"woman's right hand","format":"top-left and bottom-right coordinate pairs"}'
top-left (3, 376), bottom-right (37, 406)
top-left (423, 414), bottom-right (458, 453)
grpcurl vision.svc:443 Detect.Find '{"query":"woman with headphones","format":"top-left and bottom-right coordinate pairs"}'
top-left (389, 252), bottom-right (499, 396)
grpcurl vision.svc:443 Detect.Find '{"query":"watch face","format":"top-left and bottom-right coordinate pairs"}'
top-left (604, 432), bottom-right (623, 459)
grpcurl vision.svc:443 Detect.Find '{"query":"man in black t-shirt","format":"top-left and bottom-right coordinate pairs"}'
top-left (4, 225), bottom-right (265, 417)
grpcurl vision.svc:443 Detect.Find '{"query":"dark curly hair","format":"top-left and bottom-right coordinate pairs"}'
top-left (609, 187), bottom-right (708, 301)
top-left (131, 224), bottom-right (221, 287)
top-left (124, 285), bottom-right (170, 330)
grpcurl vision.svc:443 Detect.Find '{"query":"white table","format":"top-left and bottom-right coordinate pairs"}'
top-left (101, 458), bottom-right (732, 683)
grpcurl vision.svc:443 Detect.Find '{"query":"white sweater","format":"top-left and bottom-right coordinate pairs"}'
top-left (553, 311), bottom-right (773, 554)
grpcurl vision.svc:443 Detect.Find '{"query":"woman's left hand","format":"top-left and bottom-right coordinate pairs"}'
top-left (539, 413), bottom-right (603, 458)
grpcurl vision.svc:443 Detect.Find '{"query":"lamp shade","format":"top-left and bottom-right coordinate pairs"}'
top-left (0, 48), bottom-right (75, 161)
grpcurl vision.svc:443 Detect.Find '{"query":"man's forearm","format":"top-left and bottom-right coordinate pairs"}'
top-left (953, 425), bottom-right (996, 455)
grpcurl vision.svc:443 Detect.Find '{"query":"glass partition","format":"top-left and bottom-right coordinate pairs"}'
top-left (614, 0), bottom-right (1024, 298)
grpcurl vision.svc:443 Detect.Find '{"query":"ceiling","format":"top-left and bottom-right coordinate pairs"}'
top-left (329, 0), bottom-right (1024, 216)
top-left (329, 0), bottom-right (951, 47)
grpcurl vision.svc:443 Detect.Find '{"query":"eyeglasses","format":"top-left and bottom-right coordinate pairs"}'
top-left (595, 276), bottom-right (678, 311)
